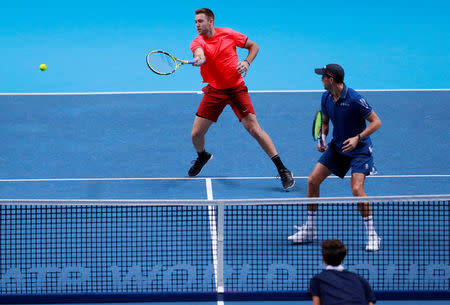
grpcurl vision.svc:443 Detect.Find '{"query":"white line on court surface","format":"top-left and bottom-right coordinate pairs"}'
top-left (206, 178), bottom-right (214, 200)
top-left (0, 89), bottom-right (449, 95)
top-left (0, 174), bottom-right (449, 182)
top-left (250, 89), bottom-right (450, 93)
top-left (205, 178), bottom-right (224, 305)
top-left (0, 91), bottom-right (204, 95)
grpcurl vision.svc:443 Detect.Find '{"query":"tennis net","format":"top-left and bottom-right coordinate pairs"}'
top-left (1, 195), bottom-right (449, 302)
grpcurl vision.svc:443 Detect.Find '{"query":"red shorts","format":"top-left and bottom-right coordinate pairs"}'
top-left (196, 82), bottom-right (255, 122)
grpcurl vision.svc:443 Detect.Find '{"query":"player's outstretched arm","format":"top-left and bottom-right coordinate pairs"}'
top-left (193, 47), bottom-right (206, 66)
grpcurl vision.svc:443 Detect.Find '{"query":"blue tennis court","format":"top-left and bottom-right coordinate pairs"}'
top-left (0, 90), bottom-right (449, 198)
top-left (0, 90), bottom-right (449, 305)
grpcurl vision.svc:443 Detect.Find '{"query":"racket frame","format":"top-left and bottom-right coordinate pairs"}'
top-left (146, 50), bottom-right (196, 75)
top-left (312, 110), bottom-right (324, 147)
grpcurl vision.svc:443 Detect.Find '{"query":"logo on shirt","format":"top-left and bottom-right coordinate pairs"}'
top-left (340, 103), bottom-right (350, 107)
top-left (358, 98), bottom-right (370, 109)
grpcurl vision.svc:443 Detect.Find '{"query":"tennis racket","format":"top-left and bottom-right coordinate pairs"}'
top-left (146, 50), bottom-right (196, 75)
top-left (312, 110), bottom-right (324, 147)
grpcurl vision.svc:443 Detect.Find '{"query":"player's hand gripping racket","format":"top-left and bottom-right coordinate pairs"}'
top-left (146, 51), bottom-right (196, 75)
top-left (312, 110), bottom-right (324, 148)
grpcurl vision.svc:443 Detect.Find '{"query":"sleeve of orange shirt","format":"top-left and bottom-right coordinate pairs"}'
top-left (227, 28), bottom-right (248, 48)
top-left (190, 36), bottom-right (204, 53)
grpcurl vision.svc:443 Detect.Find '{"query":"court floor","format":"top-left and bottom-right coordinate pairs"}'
top-left (0, 91), bottom-right (449, 304)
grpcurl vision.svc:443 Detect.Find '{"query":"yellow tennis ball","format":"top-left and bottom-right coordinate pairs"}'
top-left (39, 64), bottom-right (47, 71)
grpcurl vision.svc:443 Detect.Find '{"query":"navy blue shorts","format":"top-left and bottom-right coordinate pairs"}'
top-left (318, 144), bottom-right (376, 179)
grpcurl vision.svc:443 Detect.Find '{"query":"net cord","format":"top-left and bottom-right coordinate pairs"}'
top-left (1, 194), bottom-right (448, 206)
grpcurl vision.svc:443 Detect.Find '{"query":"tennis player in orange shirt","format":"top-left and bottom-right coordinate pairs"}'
top-left (188, 8), bottom-right (294, 191)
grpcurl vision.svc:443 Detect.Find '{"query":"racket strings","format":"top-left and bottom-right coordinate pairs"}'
top-left (148, 52), bottom-right (176, 74)
top-left (313, 111), bottom-right (322, 140)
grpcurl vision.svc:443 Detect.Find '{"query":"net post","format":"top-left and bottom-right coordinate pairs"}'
top-left (216, 202), bottom-right (225, 294)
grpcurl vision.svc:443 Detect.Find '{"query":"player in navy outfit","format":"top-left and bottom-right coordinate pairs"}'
top-left (309, 239), bottom-right (376, 305)
top-left (288, 64), bottom-right (382, 251)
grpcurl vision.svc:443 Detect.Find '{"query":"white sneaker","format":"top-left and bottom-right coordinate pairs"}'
top-left (365, 233), bottom-right (381, 251)
top-left (288, 225), bottom-right (317, 243)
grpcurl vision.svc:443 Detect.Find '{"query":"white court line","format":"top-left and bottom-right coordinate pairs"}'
top-left (205, 178), bottom-right (222, 302)
top-left (0, 88), bottom-right (449, 95)
top-left (0, 174), bottom-right (449, 182)
top-left (250, 89), bottom-right (450, 93)
top-left (206, 178), bottom-right (214, 200)
top-left (0, 91), bottom-right (204, 95)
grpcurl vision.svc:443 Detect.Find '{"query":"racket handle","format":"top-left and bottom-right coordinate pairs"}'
top-left (319, 134), bottom-right (325, 148)
top-left (187, 60), bottom-right (196, 64)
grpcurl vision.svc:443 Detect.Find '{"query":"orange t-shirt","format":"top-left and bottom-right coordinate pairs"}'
top-left (190, 27), bottom-right (248, 89)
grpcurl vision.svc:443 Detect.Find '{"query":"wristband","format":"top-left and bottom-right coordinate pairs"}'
top-left (244, 59), bottom-right (251, 66)
top-left (358, 134), bottom-right (362, 142)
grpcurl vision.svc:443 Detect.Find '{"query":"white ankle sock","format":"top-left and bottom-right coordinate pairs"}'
top-left (306, 211), bottom-right (317, 228)
top-left (363, 216), bottom-right (376, 235)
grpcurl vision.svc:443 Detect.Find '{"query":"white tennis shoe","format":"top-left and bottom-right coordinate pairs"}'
top-left (365, 233), bottom-right (381, 251)
top-left (288, 225), bottom-right (317, 243)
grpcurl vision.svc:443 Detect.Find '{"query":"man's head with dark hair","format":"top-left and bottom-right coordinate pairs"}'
top-left (195, 8), bottom-right (215, 21)
top-left (314, 64), bottom-right (345, 84)
top-left (195, 8), bottom-right (215, 36)
top-left (321, 239), bottom-right (347, 266)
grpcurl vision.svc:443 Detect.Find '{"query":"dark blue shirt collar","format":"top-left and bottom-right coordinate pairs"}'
top-left (327, 84), bottom-right (348, 103)
top-left (337, 84), bottom-right (348, 102)
top-left (341, 83), bottom-right (348, 98)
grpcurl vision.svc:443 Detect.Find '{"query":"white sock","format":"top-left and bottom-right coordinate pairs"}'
top-left (306, 211), bottom-right (317, 229)
top-left (363, 216), bottom-right (376, 236)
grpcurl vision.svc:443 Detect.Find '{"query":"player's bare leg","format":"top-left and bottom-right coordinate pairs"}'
top-left (191, 116), bottom-right (213, 152)
top-left (351, 173), bottom-right (380, 251)
top-left (288, 163), bottom-right (331, 243)
top-left (241, 113), bottom-right (277, 156)
top-left (241, 114), bottom-right (294, 190)
top-left (188, 116), bottom-right (214, 177)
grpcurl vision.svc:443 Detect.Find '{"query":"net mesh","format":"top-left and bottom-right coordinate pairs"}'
top-left (0, 196), bottom-right (449, 299)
